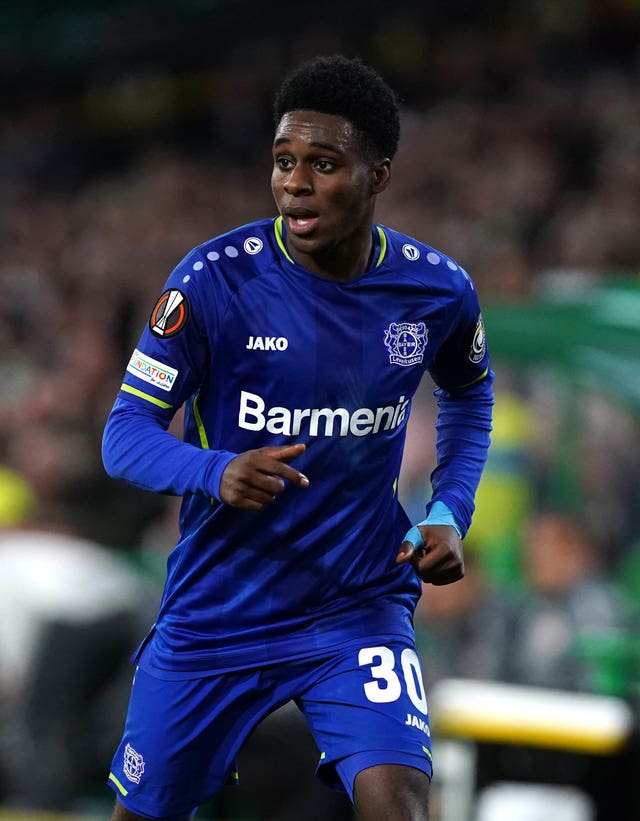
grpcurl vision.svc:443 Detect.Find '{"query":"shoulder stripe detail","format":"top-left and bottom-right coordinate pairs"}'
top-left (120, 383), bottom-right (173, 409)
top-left (108, 772), bottom-right (128, 796)
top-left (375, 225), bottom-right (387, 267)
top-left (273, 216), bottom-right (295, 264)
top-left (192, 394), bottom-right (210, 449)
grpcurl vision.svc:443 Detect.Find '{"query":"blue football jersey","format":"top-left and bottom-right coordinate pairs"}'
top-left (102, 217), bottom-right (493, 673)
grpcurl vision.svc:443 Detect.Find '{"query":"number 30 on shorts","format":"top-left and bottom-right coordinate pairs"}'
top-left (358, 646), bottom-right (428, 714)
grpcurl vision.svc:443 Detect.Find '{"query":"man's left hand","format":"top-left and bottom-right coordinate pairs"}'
top-left (395, 524), bottom-right (464, 585)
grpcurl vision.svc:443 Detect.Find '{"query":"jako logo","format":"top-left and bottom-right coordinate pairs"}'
top-left (238, 390), bottom-right (409, 437)
top-left (246, 336), bottom-right (289, 351)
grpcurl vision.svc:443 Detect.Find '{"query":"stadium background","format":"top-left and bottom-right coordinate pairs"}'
top-left (0, 1), bottom-right (639, 819)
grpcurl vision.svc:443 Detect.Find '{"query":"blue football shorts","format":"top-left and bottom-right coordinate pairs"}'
top-left (107, 637), bottom-right (433, 820)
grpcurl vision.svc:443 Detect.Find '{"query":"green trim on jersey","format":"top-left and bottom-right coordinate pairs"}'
top-left (458, 367), bottom-right (490, 389)
top-left (192, 394), bottom-right (210, 449)
top-left (273, 216), bottom-right (388, 268)
top-left (374, 225), bottom-right (387, 267)
top-left (121, 383), bottom-right (173, 409)
top-left (108, 772), bottom-right (128, 796)
top-left (192, 394), bottom-right (218, 505)
top-left (274, 216), bottom-right (295, 263)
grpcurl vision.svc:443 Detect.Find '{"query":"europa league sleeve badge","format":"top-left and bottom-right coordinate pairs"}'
top-left (149, 289), bottom-right (190, 338)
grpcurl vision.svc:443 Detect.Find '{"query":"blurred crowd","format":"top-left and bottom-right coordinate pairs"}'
top-left (1, 4), bottom-right (640, 817)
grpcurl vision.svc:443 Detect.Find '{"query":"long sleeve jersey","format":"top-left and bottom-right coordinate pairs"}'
top-left (102, 217), bottom-right (494, 674)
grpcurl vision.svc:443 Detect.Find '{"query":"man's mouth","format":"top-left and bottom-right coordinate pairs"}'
top-left (285, 212), bottom-right (319, 237)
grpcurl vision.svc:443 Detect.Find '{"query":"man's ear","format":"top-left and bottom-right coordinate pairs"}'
top-left (371, 159), bottom-right (391, 193)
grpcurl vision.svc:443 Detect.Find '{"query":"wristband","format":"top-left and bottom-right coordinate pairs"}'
top-left (402, 502), bottom-right (463, 549)
top-left (403, 525), bottom-right (425, 550)
top-left (422, 501), bottom-right (463, 537)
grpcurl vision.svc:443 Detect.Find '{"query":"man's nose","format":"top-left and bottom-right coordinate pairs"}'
top-left (284, 164), bottom-right (312, 195)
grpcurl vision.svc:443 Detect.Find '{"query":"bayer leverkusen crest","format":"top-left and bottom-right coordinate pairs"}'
top-left (384, 322), bottom-right (428, 367)
top-left (123, 743), bottom-right (145, 784)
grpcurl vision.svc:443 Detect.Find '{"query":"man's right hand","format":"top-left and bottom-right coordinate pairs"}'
top-left (219, 443), bottom-right (309, 510)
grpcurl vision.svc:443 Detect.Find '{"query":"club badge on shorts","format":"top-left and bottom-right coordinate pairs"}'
top-left (123, 743), bottom-right (146, 784)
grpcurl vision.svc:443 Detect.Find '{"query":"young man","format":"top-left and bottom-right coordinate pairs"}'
top-left (102, 55), bottom-right (494, 821)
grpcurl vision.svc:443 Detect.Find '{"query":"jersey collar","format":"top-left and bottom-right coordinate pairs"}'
top-left (273, 216), bottom-right (388, 270)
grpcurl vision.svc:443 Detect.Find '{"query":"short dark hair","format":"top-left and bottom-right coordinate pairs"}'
top-left (273, 54), bottom-right (400, 161)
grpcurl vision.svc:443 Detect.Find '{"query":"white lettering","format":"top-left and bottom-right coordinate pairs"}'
top-left (238, 391), bottom-right (409, 438)
top-left (292, 407), bottom-right (311, 434)
top-left (401, 648), bottom-right (428, 714)
top-left (404, 713), bottom-right (430, 736)
top-left (266, 406), bottom-right (291, 435)
top-left (392, 396), bottom-right (409, 427)
top-left (350, 408), bottom-right (375, 436)
top-left (309, 407), bottom-right (350, 437)
top-left (374, 405), bottom-right (396, 431)
top-left (238, 391), bottom-right (265, 430)
top-left (246, 336), bottom-right (289, 351)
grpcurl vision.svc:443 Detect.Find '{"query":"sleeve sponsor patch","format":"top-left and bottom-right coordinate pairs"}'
top-left (469, 315), bottom-right (486, 363)
top-left (126, 349), bottom-right (179, 392)
top-left (149, 289), bottom-right (189, 338)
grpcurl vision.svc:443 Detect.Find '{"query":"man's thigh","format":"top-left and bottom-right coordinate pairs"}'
top-left (299, 639), bottom-right (433, 801)
top-left (354, 763), bottom-right (430, 821)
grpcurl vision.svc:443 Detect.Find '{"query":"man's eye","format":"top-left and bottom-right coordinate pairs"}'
top-left (315, 160), bottom-right (333, 172)
top-left (276, 157), bottom-right (293, 170)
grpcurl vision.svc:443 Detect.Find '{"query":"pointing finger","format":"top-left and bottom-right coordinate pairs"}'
top-left (260, 444), bottom-right (309, 487)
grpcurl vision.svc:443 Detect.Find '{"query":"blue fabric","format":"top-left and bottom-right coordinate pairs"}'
top-left (102, 399), bottom-right (237, 500)
top-left (334, 751), bottom-right (432, 802)
top-left (421, 500), bottom-right (463, 537)
top-left (402, 501), bottom-right (463, 548)
top-left (101, 218), bottom-right (493, 674)
top-left (108, 637), bottom-right (431, 814)
top-left (403, 526), bottom-right (425, 550)
top-left (425, 379), bottom-right (494, 537)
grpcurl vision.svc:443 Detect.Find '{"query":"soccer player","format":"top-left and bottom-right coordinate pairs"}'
top-left (102, 54), bottom-right (494, 821)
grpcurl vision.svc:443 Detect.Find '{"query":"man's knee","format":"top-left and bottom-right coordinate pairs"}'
top-left (112, 799), bottom-right (146, 821)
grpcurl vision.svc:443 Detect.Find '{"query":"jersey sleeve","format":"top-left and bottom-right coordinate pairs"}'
top-left (119, 249), bottom-right (215, 411)
top-left (102, 249), bottom-right (237, 500)
top-left (425, 269), bottom-right (494, 536)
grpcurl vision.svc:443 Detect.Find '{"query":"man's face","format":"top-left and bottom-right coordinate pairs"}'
top-left (271, 111), bottom-right (389, 271)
